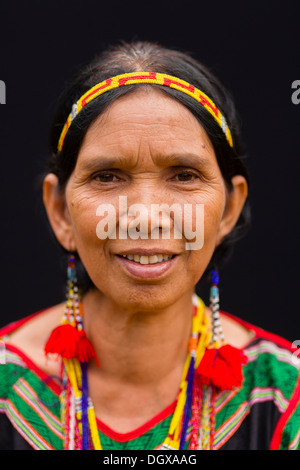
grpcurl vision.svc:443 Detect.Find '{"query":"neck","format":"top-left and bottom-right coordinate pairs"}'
top-left (81, 288), bottom-right (197, 431)
top-left (82, 288), bottom-right (195, 385)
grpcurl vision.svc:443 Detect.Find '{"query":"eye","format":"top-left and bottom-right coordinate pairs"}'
top-left (172, 171), bottom-right (199, 182)
top-left (93, 172), bottom-right (121, 183)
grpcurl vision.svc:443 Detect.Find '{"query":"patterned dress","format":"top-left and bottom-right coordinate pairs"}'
top-left (0, 311), bottom-right (299, 450)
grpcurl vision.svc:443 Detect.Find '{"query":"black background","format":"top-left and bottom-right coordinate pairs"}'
top-left (0, 0), bottom-right (299, 341)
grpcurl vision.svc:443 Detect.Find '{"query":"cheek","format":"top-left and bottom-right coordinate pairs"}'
top-left (68, 191), bottom-right (109, 251)
top-left (183, 191), bottom-right (226, 245)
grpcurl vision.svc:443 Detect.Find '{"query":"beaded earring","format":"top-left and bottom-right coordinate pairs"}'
top-left (210, 269), bottom-right (224, 347)
top-left (44, 253), bottom-right (98, 364)
top-left (45, 253), bottom-right (100, 449)
top-left (196, 268), bottom-right (248, 391)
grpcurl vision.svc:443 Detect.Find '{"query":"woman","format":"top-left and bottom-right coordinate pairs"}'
top-left (0, 41), bottom-right (299, 450)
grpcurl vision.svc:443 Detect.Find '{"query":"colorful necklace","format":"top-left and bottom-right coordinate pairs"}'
top-left (44, 256), bottom-right (247, 450)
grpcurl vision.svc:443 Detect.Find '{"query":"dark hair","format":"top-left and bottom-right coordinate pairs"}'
top-left (47, 41), bottom-right (251, 292)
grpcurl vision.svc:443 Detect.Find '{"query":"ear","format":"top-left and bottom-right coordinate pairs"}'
top-left (43, 173), bottom-right (76, 252)
top-left (216, 175), bottom-right (248, 245)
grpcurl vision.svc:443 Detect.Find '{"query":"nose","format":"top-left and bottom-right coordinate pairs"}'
top-left (118, 195), bottom-right (183, 241)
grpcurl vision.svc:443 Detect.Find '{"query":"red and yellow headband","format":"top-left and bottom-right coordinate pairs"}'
top-left (57, 72), bottom-right (233, 153)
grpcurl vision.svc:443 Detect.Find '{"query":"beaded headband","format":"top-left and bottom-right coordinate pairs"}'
top-left (57, 72), bottom-right (233, 153)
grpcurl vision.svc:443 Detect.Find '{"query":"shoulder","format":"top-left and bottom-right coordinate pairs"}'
top-left (216, 313), bottom-right (300, 450)
top-left (0, 308), bottom-right (63, 398)
top-left (0, 304), bottom-right (64, 378)
top-left (243, 333), bottom-right (300, 409)
top-left (0, 339), bottom-right (60, 405)
top-left (222, 310), bottom-right (298, 366)
top-left (0, 312), bottom-right (64, 450)
top-left (0, 340), bottom-right (29, 401)
top-left (220, 310), bottom-right (300, 396)
top-left (235, 315), bottom-right (300, 450)
top-left (228, 313), bottom-right (300, 392)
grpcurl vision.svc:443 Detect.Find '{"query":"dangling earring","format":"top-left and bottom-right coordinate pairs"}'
top-left (45, 253), bottom-right (100, 450)
top-left (44, 253), bottom-right (98, 364)
top-left (210, 269), bottom-right (224, 348)
top-left (196, 268), bottom-right (248, 391)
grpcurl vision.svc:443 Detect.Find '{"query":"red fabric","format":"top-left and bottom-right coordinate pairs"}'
top-left (4, 343), bottom-right (62, 395)
top-left (0, 309), bottom-right (48, 337)
top-left (270, 377), bottom-right (300, 449)
top-left (221, 311), bottom-right (294, 351)
top-left (96, 401), bottom-right (176, 441)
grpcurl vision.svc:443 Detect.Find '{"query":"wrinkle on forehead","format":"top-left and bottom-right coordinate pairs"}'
top-left (76, 88), bottom-right (216, 171)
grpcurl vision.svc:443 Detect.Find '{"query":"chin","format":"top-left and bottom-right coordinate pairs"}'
top-left (106, 282), bottom-right (193, 312)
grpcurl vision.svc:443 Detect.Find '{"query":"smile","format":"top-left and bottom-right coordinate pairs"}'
top-left (116, 252), bottom-right (178, 279)
top-left (120, 254), bottom-right (174, 264)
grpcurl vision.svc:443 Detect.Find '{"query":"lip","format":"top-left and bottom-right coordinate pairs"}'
top-left (116, 253), bottom-right (178, 279)
top-left (117, 249), bottom-right (178, 256)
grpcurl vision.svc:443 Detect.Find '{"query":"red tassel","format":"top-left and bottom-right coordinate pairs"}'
top-left (77, 330), bottom-right (100, 367)
top-left (196, 344), bottom-right (248, 391)
top-left (45, 324), bottom-right (80, 359)
top-left (45, 324), bottom-right (100, 366)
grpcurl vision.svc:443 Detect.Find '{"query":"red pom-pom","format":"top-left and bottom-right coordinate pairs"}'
top-left (45, 325), bottom-right (100, 366)
top-left (77, 330), bottom-right (100, 366)
top-left (44, 324), bottom-right (80, 359)
top-left (196, 344), bottom-right (248, 390)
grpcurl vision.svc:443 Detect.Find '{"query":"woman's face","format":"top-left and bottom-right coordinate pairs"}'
top-left (51, 89), bottom-right (246, 311)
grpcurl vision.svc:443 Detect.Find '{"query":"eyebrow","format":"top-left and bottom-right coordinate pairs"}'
top-left (79, 152), bottom-right (211, 172)
top-left (157, 153), bottom-right (210, 169)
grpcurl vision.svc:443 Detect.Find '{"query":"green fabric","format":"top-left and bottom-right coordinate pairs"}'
top-left (99, 415), bottom-right (173, 450)
top-left (0, 337), bottom-right (299, 450)
top-left (0, 353), bottom-right (63, 449)
top-left (280, 400), bottom-right (300, 450)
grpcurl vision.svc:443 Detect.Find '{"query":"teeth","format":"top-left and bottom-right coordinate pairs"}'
top-left (121, 254), bottom-right (173, 264)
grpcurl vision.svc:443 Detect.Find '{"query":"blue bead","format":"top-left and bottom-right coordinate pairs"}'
top-left (211, 270), bottom-right (219, 285)
top-left (211, 286), bottom-right (218, 297)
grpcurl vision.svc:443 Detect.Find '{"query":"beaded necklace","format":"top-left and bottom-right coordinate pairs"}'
top-left (62, 296), bottom-right (210, 450)
top-left (45, 256), bottom-right (247, 450)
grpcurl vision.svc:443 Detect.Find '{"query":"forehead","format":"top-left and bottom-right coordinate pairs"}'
top-left (77, 88), bottom-right (216, 163)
